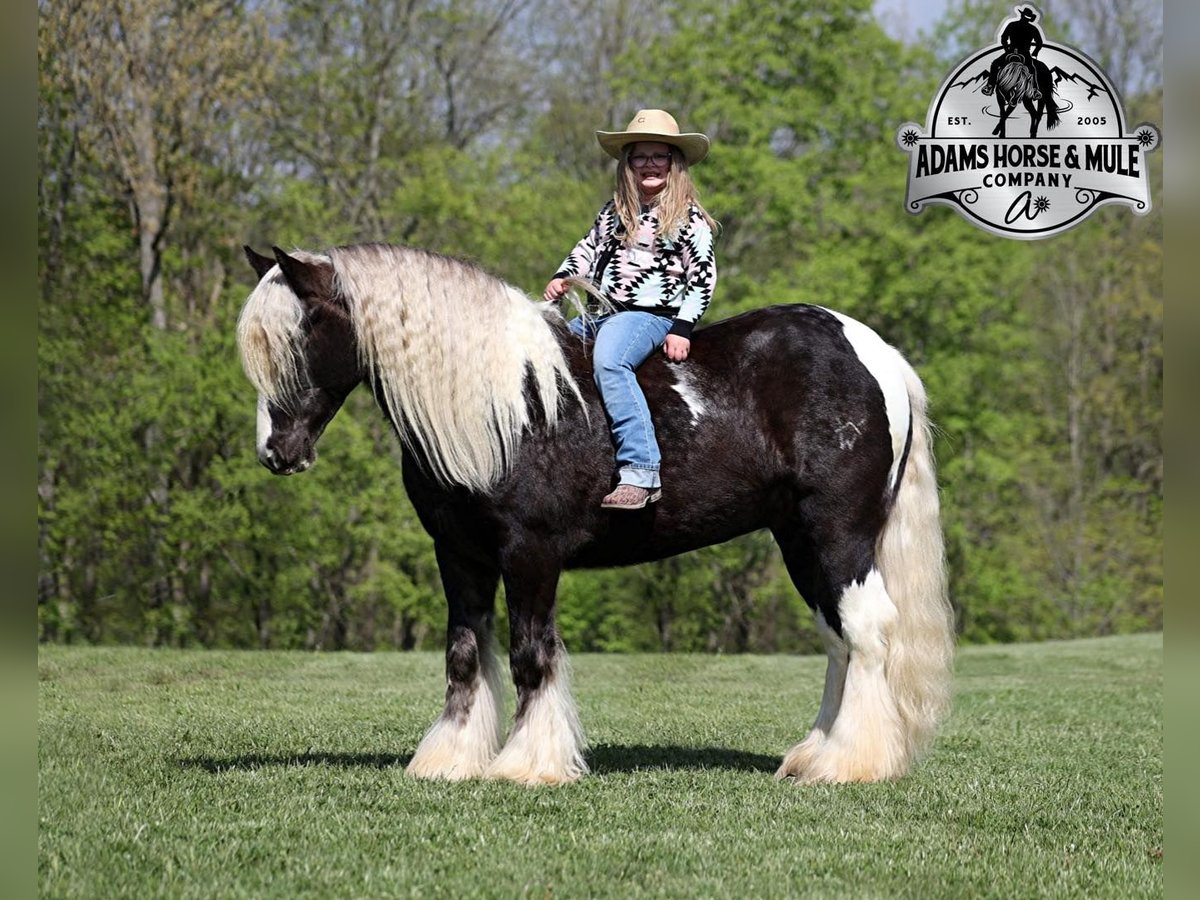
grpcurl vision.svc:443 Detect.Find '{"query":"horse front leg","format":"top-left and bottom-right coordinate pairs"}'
top-left (407, 545), bottom-right (505, 780)
top-left (484, 551), bottom-right (586, 785)
top-left (991, 98), bottom-right (1012, 138)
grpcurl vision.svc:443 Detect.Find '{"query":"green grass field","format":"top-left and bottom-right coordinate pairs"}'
top-left (38, 633), bottom-right (1162, 898)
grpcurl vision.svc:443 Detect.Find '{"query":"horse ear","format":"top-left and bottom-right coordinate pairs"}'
top-left (243, 245), bottom-right (276, 279)
top-left (271, 246), bottom-right (333, 303)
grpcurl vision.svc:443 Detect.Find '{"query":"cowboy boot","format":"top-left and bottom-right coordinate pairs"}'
top-left (600, 484), bottom-right (663, 510)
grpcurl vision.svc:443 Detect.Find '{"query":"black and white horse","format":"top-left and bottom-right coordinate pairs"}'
top-left (237, 242), bottom-right (955, 785)
top-left (992, 53), bottom-right (1060, 139)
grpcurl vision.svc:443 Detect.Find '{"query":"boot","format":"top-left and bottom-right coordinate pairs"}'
top-left (600, 484), bottom-right (662, 510)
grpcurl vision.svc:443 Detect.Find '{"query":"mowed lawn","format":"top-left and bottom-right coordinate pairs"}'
top-left (39, 633), bottom-right (1162, 898)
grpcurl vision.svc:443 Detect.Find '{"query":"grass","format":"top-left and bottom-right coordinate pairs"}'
top-left (39, 633), bottom-right (1162, 898)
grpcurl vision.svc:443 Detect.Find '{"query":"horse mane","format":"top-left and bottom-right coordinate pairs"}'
top-left (328, 243), bottom-right (583, 493)
top-left (236, 249), bottom-right (331, 407)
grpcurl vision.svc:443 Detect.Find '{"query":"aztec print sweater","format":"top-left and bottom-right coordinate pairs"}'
top-left (553, 199), bottom-right (716, 340)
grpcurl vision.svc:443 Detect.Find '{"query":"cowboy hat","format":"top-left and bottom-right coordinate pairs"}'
top-left (596, 109), bottom-right (710, 165)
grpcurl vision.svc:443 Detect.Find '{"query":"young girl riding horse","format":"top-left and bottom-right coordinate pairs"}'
top-left (544, 109), bottom-right (718, 510)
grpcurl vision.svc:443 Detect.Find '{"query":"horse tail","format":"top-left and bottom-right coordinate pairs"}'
top-left (1045, 95), bottom-right (1060, 129)
top-left (876, 361), bottom-right (955, 765)
top-left (1038, 63), bottom-right (1060, 129)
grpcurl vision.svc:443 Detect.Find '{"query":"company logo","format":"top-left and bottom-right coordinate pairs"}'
top-left (897, 5), bottom-right (1159, 239)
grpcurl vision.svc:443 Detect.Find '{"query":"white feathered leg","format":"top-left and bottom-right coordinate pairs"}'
top-left (485, 648), bottom-right (586, 786)
top-left (408, 629), bottom-right (505, 780)
top-left (777, 611), bottom-right (849, 780)
top-left (793, 570), bottom-right (908, 782)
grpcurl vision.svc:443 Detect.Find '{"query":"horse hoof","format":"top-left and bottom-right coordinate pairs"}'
top-left (482, 762), bottom-right (585, 786)
top-left (776, 736), bottom-right (825, 781)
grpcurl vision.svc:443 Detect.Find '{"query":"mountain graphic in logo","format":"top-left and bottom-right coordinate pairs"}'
top-left (897, 5), bottom-right (1159, 239)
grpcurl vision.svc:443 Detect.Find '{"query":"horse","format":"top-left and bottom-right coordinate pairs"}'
top-left (236, 242), bottom-right (955, 785)
top-left (991, 53), bottom-right (1060, 139)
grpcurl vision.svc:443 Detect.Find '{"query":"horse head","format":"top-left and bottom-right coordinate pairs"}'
top-left (238, 246), bottom-right (364, 476)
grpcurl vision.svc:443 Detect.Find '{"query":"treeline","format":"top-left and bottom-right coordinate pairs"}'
top-left (37, 0), bottom-right (1162, 652)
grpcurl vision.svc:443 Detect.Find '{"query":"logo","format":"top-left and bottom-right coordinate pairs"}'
top-left (897, 5), bottom-right (1159, 239)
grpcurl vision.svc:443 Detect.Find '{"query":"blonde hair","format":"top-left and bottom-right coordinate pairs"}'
top-left (613, 146), bottom-right (717, 246)
top-left (236, 250), bottom-right (330, 408)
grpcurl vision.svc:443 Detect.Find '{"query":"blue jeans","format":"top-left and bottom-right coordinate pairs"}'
top-left (569, 312), bottom-right (672, 489)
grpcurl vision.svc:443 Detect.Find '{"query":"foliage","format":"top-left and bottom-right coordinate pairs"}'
top-left (37, 0), bottom-right (1162, 650)
top-left (930, 0), bottom-right (1163, 98)
top-left (38, 634), bottom-right (1163, 896)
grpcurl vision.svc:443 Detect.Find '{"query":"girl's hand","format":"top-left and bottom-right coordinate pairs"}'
top-left (543, 278), bottom-right (570, 301)
top-left (664, 335), bottom-right (691, 362)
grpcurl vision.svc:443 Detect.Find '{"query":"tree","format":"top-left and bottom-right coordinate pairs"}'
top-left (40, 0), bottom-right (277, 329)
top-left (930, 0), bottom-right (1162, 99)
top-left (36, 0), bottom-right (1162, 651)
top-left (1019, 89), bottom-right (1162, 636)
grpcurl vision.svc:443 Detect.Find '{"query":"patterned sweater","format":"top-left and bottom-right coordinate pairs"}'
top-left (553, 200), bottom-right (717, 340)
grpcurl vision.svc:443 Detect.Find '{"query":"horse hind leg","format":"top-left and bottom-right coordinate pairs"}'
top-left (776, 610), bottom-right (848, 779)
top-left (1026, 99), bottom-right (1042, 138)
top-left (407, 551), bottom-right (505, 781)
top-left (773, 527), bottom-right (908, 783)
top-left (1042, 75), bottom-right (1060, 129)
top-left (780, 358), bottom-right (953, 783)
top-left (484, 556), bottom-right (586, 785)
top-left (804, 568), bottom-right (909, 782)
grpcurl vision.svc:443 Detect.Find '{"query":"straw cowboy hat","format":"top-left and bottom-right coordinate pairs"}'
top-left (596, 109), bottom-right (710, 165)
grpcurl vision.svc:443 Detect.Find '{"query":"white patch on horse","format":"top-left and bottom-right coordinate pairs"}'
top-left (823, 309), bottom-right (911, 493)
top-left (743, 330), bottom-right (773, 353)
top-left (671, 368), bottom-right (706, 426)
top-left (836, 419), bottom-right (864, 450)
top-left (256, 395), bottom-right (271, 457)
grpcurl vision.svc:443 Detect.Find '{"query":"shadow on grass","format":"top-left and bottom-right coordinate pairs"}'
top-left (588, 744), bottom-right (779, 774)
top-left (180, 745), bottom-right (778, 775)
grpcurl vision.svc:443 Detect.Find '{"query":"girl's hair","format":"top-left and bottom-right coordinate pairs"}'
top-left (613, 145), bottom-right (717, 246)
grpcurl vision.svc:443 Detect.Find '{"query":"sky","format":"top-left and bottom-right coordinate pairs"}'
top-left (874, 0), bottom-right (951, 41)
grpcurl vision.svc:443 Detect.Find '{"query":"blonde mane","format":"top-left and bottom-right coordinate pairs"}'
top-left (236, 250), bottom-right (331, 407)
top-left (239, 244), bottom-right (582, 493)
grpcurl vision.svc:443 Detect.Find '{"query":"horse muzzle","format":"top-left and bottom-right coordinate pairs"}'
top-left (259, 453), bottom-right (315, 476)
top-left (258, 435), bottom-right (317, 476)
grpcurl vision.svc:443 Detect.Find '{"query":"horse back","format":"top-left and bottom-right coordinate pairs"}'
top-left (529, 304), bottom-right (906, 567)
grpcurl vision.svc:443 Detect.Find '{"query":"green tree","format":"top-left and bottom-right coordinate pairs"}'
top-left (36, 0), bottom-right (1161, 652)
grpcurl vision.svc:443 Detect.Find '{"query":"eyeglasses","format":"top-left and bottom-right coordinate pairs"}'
top-left (628, 151), bottom-right (672, 168)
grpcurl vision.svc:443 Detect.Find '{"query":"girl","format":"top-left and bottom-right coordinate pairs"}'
top-left (544, 109), bottom-right (718, 509)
